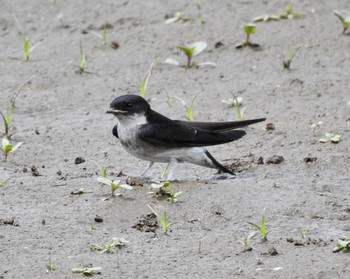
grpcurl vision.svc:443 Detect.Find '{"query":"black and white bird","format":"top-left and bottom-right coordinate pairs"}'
top-left (107, 94), bottom-right (265, 180)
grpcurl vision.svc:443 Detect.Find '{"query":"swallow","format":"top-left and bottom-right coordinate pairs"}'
top-left (107, 94), bottom-right (265, 180)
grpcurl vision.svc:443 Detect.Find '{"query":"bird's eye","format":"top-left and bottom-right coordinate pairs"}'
top-left (125, 102), bottom-right (134, 108)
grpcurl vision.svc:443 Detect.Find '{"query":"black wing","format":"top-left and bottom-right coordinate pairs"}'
top-left (138, 122), bottom-right (246, 148)
top-left (175, 118), bottom-right (266, 132)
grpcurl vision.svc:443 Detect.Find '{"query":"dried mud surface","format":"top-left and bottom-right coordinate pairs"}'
top-left (1, 1), bottom-right (350, 278)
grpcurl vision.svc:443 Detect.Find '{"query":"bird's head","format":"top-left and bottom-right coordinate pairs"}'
top-left (107, 95), bottom-right (151, 118)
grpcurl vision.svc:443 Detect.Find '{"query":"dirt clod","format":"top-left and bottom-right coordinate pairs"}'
top-left (265, 123), bottom-right (275, 131)
top-left (266, 155), bottom-right (284, 164)
top-left (304, 157), bottom-right (317, 163)
top-left (94, 215), bottom-right (103, 223)
top-left (132, 213), bottom-right (158, 233)
top-left (0, 217), bottom-right (19, 226)
top-left (31, 165), bottom-right (40, 176)
top-left (74, 157), bottom-right (85, 164)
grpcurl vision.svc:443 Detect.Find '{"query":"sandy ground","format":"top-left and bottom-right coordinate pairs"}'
top-left (1, 0), bottom-right (350, 278)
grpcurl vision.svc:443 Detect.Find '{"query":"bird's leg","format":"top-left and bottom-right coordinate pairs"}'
top-left (164, 158), bottom-right (178, 181)
top-left (141, 161), bottom-right (154, 178)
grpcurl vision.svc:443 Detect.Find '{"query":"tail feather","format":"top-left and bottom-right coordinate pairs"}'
top-left (204, 150), bottom-right (234, 175)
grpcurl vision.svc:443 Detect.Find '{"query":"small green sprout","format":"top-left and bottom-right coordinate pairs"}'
top-left (22, 37), bottom-right (30, 61)
top-left (139, 60), bottom-right (156, 98)
top-left (166, 94), bottom-right (173, 106)
top-left (71, 266), bottom-right (102, 276)
top-left (254, 4), bottom-right (302, 22)
top-left (334, 10), bottom-right (350, 34)
top-left (151, 181), bottom-right (183, 203)
top-left (175, 93), bottom-right (199, 121)
top-left (0, 138), bottom-right (23, 162)
top-left (164, 41), bottom-right (216, 68)
top-left (160, 163), bottom-right (170, 179)
top-left (236, 24), bottom-right (260, 49)
top-left (97, 177), bottom-right (133, 197)
top-left (90, 237), bottom-right (129, 254)
top-left (319, 133), bottom-right (341, 144)
top-left (300, 228), bottom-right (309, 238)
top-left (222, 94), bottom-right (244, 120)
top-left (147, 204), bottom-right (171, 234)
top-left (177, 41), bottom-right (206, 68)
top-left (248, 209), bottom-right (268, 241)
top-left (79, 41), bottom-right (86, 73)
top-left (165, 12), bottom-right (193, 24)
top-left (282, 4), bottom-right (302, 19)
top-left (0, 105), bottom-right (13, 138)
top-left (46, 258), bottom-right (55, 272)
top-left (13, 15), bottom-right (42, 61)
top-left (90, 25), bottom-right (108, 47)
top-left (283, 47), bottom-right (299, 70)
top-left (333, 236), bottom-right (350, 253)
top-left (91, 160), bottom-right (107, 177)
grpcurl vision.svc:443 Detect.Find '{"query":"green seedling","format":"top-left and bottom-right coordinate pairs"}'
top-left (300, 228), bottom-right (309, 238)
top-left (236, 24), bottom-right (260, 49)
top-left (0, 138), bottom-right (23, 162)
top-left (254, 4), bottom-right (302, 22)
top-left (175, 93), bottom-right (199, 121)
top-left (90, 25), bottom-right (108, 47)
top-left (0, 105), bottom-right (13, 138)
top-left (281, 3), bottom-right (302, 19)
top-left (1, 76), bottom-right (32, 138)
top-left (97, 177), bottom-right (133, 197)
top-left (91, 160), bottom-right (107, 177)
top-left (139, 60), bottom-right (156, 98)
top-left (165, 12), bottom-right (193, 24)
top-left (240, 231), bottom-right (256, 252)
top-left (166, 94), bottom-right (173, 106)
top-left (90, 237), bottom-right (129, 254)
top-left (13, 15), bottom-right (42, 61)
top-left (22, 37), bottom-right (30, 61)
top-left (333, 236), bottom-right (350, 253)
top-left (164, 41), bottom-right (216, 68)
top-left (334, 10), bottom-right (350, 34)
top-left (283, 47), bottom-right (299, 70)
top-left (71, 266), bottom-right (102, 276)
top-left (160, 163), bottom-right (170, 179)
top-left (248, 209), bottom-right (268, 241)
top-left (46, 258), bottom-right (55, 272)
top-left (222, 94), bottom-right (244, 120)
top-left (79, 41), bottom-right (86, 73)
top-left (151, 181), bottom-right (183, 203)
top-left (147, 204), bottom-right (171, 234)
top-left (319, 132), bottom-right (341, 144)
top-left (177, 41), bottom-right (206, 68)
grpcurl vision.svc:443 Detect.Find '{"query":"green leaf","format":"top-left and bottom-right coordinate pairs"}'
top-left (243, 24), bottom-right (256, 35)
top-left (71, 267), bottom-right (102, 275)
top-left (9, 142), bottom-right (22, 153)
top-left (119, 183), bottom-right (133, 190)
top-left (188, 41), bottom-right (207, 56)
top-left (177, 45), bottom-right (195, 57)
top-left (97, 176), bottom-right (113, 185)
top-left (5, 105), bottom-right (12, 127)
